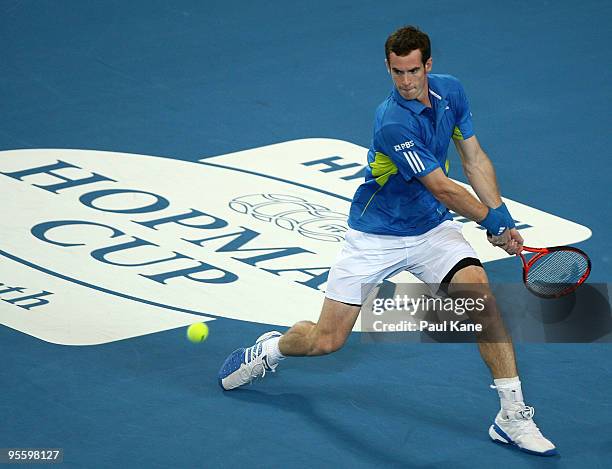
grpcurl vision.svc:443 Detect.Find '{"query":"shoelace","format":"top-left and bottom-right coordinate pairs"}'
top-left (241, 347), bottom-right (277, 385)
top-left (504, 406), bottom-right (544, 437)
top-left (489, 384), bottom-right (542, 436)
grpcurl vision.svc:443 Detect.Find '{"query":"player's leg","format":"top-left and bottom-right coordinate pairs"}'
top-left (444, 256), bottom-right (556, 455)
top-left (412, 222), bottom-right (517, 378)
top-left (217, 298), bottom-right (360, 391)
top-left (279, 298), bottom-right (361, 356)
top-left (409, 221), bottom-right (556, 456)
top-left (218, 227), bottom-right (406, 391)
top-left (446, 265), bottom-right (517, 378)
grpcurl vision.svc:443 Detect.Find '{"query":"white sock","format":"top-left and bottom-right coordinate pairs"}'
top-left (493, 376), bottom-right (524, 410)
top-left (264, 336), bottom-right (285, 366)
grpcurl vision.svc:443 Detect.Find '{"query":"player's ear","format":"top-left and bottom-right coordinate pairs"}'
top-left (385, 59), bottom-right (390, 74)
top-left (425, 57), bottom-right (433, 73)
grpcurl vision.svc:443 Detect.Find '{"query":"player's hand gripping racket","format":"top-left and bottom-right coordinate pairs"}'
top-left (518, 246), bottom-right (591, 298)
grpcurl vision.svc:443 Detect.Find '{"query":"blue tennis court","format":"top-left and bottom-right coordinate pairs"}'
top-left (1, 1), bottom-right (610, 467)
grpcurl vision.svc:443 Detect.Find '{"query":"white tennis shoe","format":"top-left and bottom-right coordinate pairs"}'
top-left (218, 331), bottom-right (282, 390)
top-left (489, 404), bottom-right (557, 456)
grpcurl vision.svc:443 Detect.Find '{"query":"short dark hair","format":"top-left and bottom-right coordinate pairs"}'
top-left (385, 26), bottom-right (431, 65)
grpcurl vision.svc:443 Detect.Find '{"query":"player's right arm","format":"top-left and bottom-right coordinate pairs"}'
top-left (377, 124), bottom-right (515, 251)
top-left (419, 168), bottom-right (518, 254)
top-left (420, 167), bottom-right (487, 221)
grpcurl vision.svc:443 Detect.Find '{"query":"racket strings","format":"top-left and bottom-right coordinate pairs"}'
top-left (526, 250), bottom-right (589, 296)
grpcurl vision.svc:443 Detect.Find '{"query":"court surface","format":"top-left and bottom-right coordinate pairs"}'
top-left (1, 1), bottom-right (611, 467)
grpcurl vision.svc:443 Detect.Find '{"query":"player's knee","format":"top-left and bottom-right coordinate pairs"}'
top-left (452, 265), bottom-right (488, 285)
top-left (471, 268), bottom-right (488, 284)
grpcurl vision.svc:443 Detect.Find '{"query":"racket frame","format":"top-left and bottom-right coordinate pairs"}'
top-left (518, 245), bottom-right (592, 298)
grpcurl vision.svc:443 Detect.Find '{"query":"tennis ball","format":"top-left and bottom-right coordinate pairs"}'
top-left (186, 322), bottom-right (209, 343)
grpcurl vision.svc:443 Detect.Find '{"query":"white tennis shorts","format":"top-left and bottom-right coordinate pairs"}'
top-left (325, 220), bottom-right (479, 305)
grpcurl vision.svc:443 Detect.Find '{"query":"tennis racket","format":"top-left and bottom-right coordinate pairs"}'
top-left (518, 246), bottom-right (591, 299)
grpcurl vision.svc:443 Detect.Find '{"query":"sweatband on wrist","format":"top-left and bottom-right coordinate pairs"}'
top-left (479, 207), bottom-right (508, 236)
top-left (495, 202), bottom-right (516, 229)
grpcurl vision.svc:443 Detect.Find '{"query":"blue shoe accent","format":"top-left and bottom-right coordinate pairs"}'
top-left (217, 348), bottom-right (245, 390)
top-left (518, 447), bottom-right (558, 457)
top-left (491, 423), bottom-right (558, 457)
top-left (217, 330), bottom-right (283, 390)
top-left (493, 423), bottom-right (511, 442)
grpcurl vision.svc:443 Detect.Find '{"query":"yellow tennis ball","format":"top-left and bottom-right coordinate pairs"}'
top-left (187, 322), bottom-right (209, 343)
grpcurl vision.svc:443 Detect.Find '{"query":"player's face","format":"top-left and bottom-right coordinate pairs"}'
top-left (386, 50), bottom-right (432, 103)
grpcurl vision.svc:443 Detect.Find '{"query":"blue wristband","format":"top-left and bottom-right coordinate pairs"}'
top-left (495, 202), bottom-right (516, 229)
top-left (479, 207), bottom-right (508, 236)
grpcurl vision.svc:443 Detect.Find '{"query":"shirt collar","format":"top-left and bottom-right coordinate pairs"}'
top-left (391, 85), bottom-right (447, 115)
top-left (392, 87), bottom-right (427, 114)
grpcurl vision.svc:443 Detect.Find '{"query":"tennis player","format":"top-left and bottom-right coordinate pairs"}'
top-left (219, 25), bottom-right (556, 456)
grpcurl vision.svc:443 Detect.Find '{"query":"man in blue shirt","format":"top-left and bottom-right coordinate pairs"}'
top-left (348, 73), bottom-right (476, 236)
top-left (219, 26), bottom-right (556, 456)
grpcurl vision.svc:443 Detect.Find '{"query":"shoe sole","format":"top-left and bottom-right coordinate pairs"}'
top-left (218, 348), bottom-right (246, 391)
top-left (489, 424), bottom-right (558, 457)
top-left (218, 331), bottom-right (282, 391)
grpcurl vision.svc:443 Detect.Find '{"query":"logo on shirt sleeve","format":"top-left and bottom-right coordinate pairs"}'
top-left (393, 140), bottom-right (415, 152)
top-left (403, 151), bottom-right (426, 173)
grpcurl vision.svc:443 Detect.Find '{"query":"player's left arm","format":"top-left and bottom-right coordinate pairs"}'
top-left (453, 135), bottom-right (501, 208)
top-left (454, 136), bottom-right (524, 251)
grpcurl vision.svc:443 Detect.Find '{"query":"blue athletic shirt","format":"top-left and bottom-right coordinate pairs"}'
top-left (347, 74), bottom-right (475, 236)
